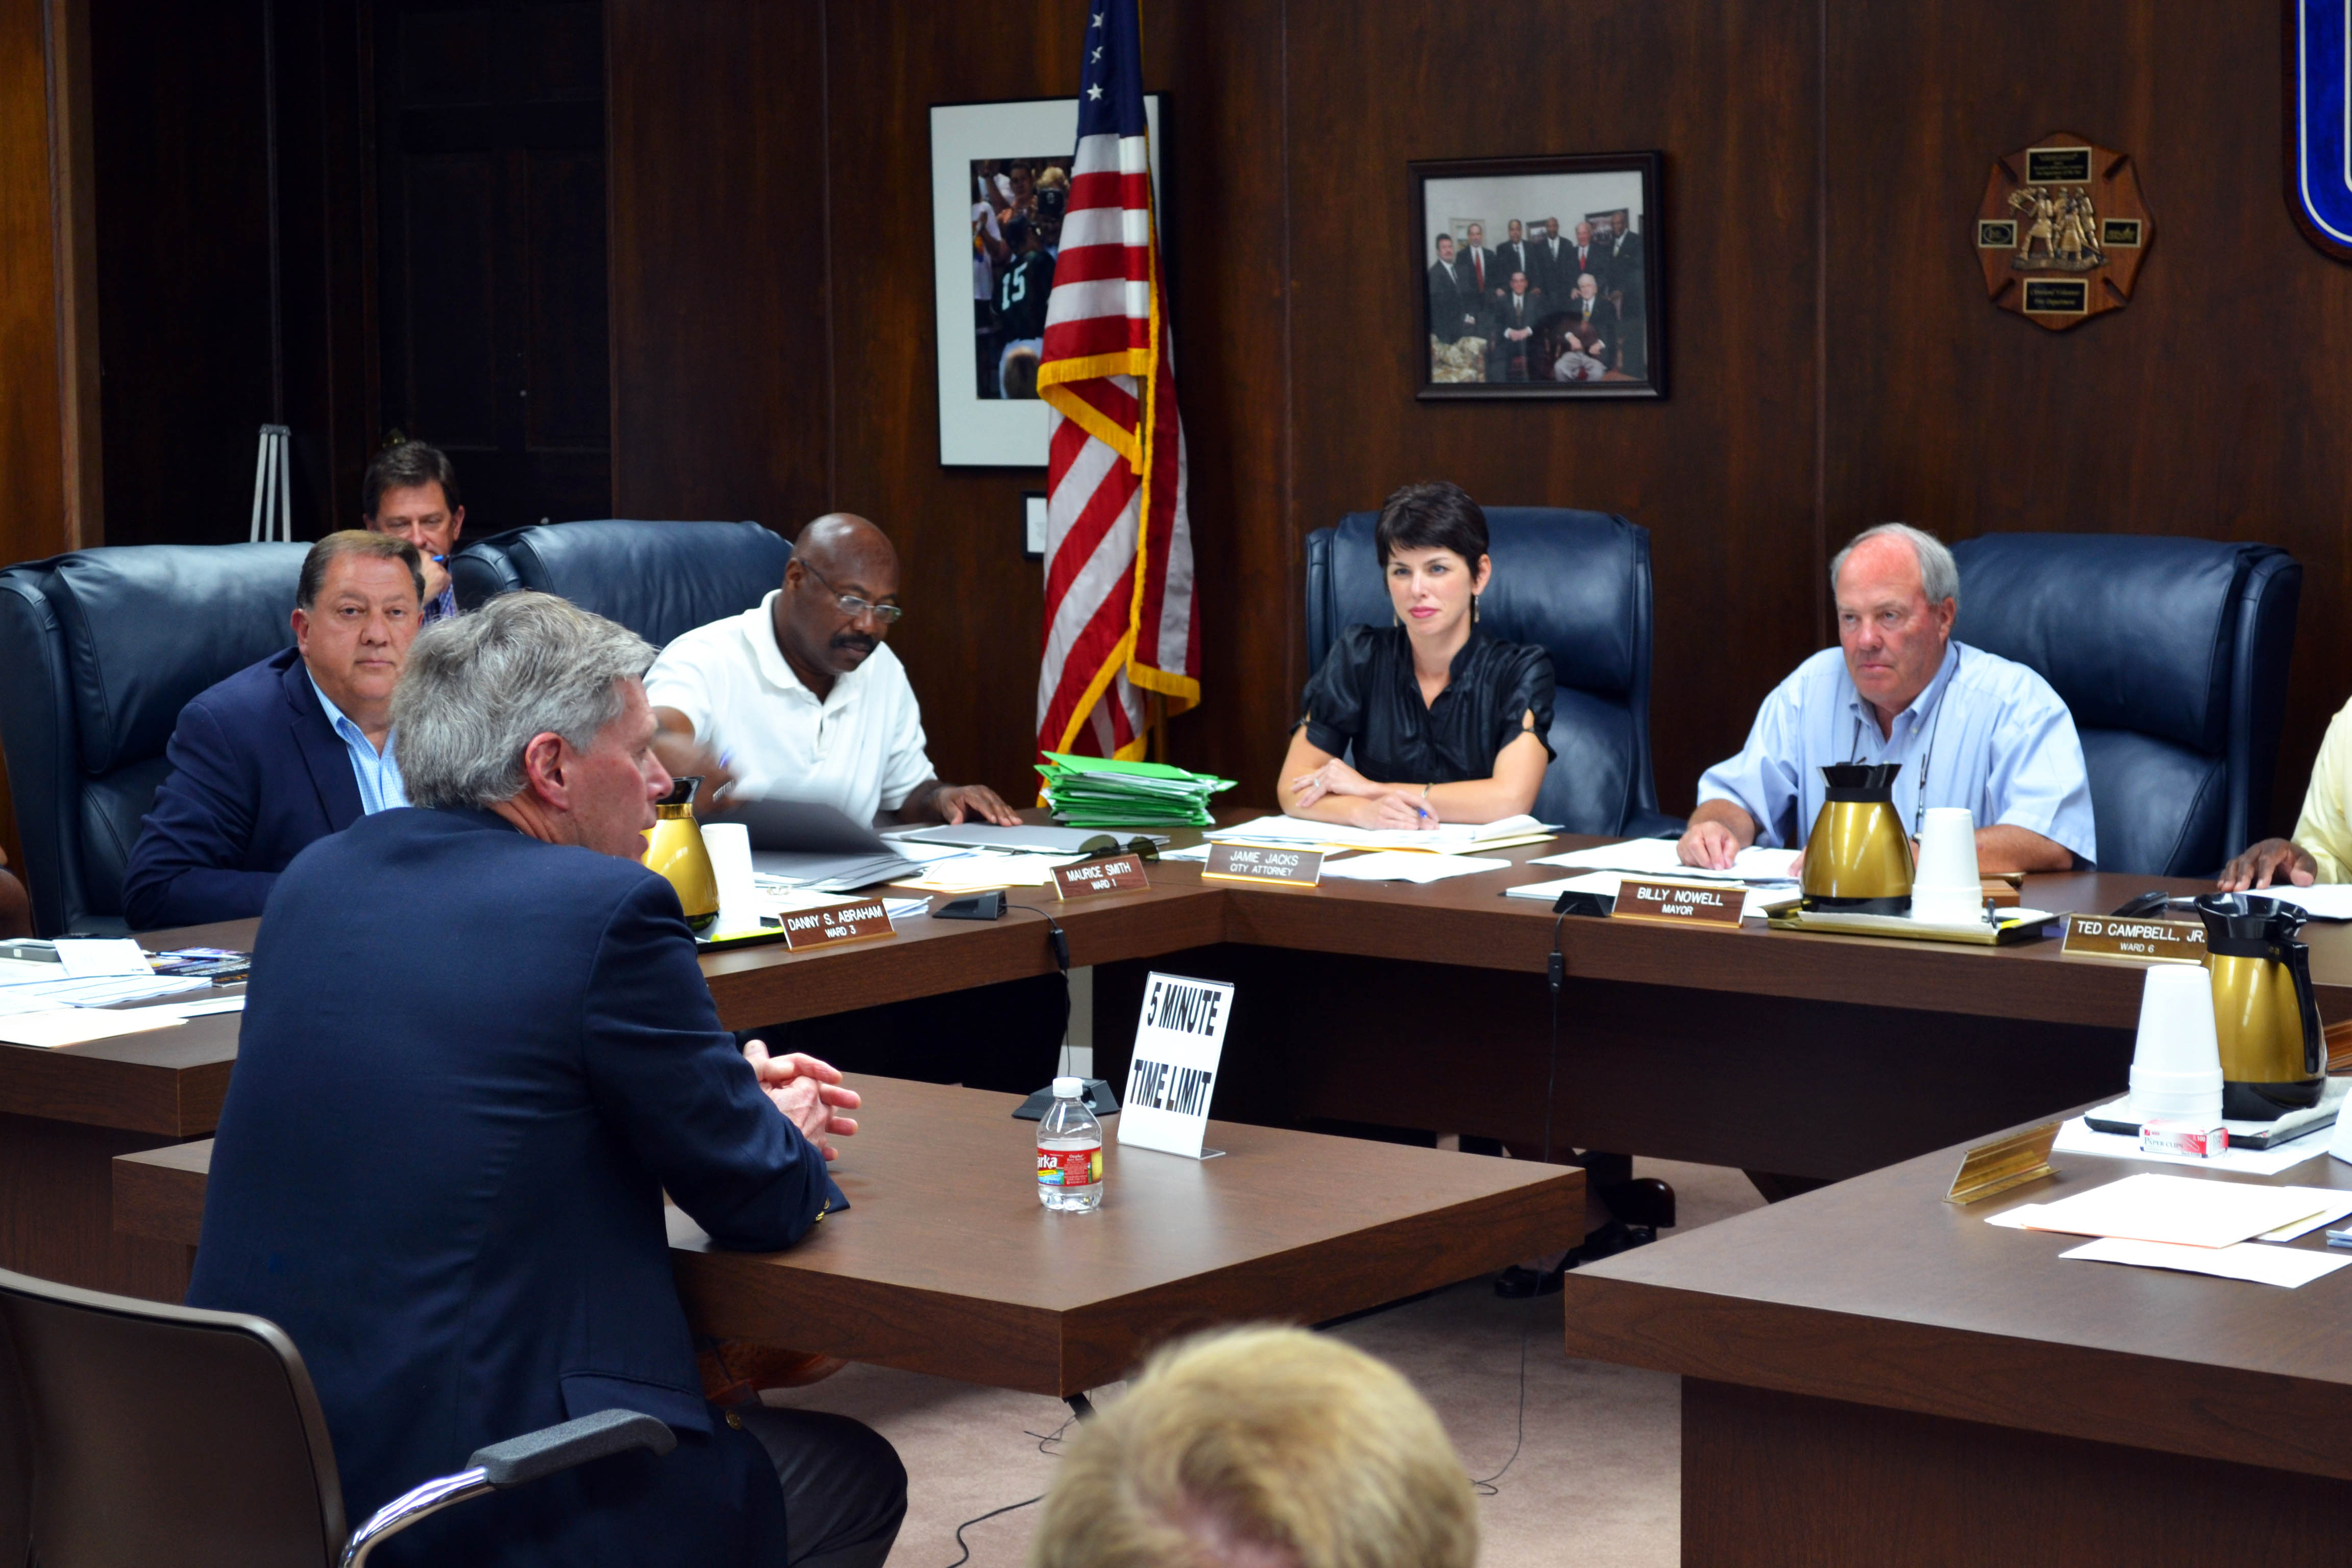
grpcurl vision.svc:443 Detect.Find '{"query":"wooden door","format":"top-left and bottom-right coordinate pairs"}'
top-left (373, 0), bottom-right (609, 531)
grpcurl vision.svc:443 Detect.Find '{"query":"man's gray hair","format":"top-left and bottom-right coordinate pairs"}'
top-left (1830, 522), bottom-right (1959, 606)
top-left (393, 593), bottom-right (656, 810)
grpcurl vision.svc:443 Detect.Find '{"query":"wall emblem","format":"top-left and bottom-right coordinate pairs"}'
top-left (1974, 134), bottom-right (2152, 331)
top-left (2289, 0), bottom-right (2352, 259)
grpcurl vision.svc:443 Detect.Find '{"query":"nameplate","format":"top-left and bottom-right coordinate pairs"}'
top-left (2060, 914), bottom-right (2206, 965)
top-left (1202, 843), bottom-right (1323, 888)
top-left (1053, 854), bottom-right (1152, 900)
top-left (1944, 1120), bottom-right (2060, 1206)
top-left (779, 901), bottom-right (897, 950)
top-left (1612, 878), bottom-right (1745, 928)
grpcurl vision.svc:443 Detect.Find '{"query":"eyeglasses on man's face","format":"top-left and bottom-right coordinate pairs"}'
top-left (798, 560), bottom-right (904, 624)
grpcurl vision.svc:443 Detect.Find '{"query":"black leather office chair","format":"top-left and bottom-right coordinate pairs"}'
top-left (1305, 508), bottom-right (1674, 836)
top-left (1949, 533), bottom-right (2301, 878)
top-left (0, 1265), bottom-right (672, 1567)
top-left (0, 545), bottom-right (309, 937)
top-left (451, 519), bottom-right (791, 648)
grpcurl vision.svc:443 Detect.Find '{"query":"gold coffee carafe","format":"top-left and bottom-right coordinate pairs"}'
top-left (1799, 763), bottom-right (1915, 914)
top-left (643, 775), bottom-right (719, 932)
top-left (2193, 893), bottom-right (2325, 1120)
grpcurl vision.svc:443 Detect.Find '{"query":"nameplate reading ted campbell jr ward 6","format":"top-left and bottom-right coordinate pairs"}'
top-left (2061, 914), bottom-right (2206, 965)
top-left (779, 901), bottom-right (897, 950)
top-left (1612, 879), bottom-right (1745, 928)
top-left (1052, 854), bottom-right (1152, 900)
top-left (1202, 843), bottom-right (1323, 888)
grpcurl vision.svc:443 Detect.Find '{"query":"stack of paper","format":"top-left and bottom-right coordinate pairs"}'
top-left (1205, 814), bottom-right (1550, 854)
top-left (1316, 851), bottom-right (1513, 884)
top-left (1530, 838), bottom-right (1800, 884)
top-left (1037, 752), bottom-right (1236, 827)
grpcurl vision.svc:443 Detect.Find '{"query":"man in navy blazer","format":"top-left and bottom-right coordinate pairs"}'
top-left (122, 531), bottom-right (426, 929)
top-left (187, 593), bottom-right (905, 1568)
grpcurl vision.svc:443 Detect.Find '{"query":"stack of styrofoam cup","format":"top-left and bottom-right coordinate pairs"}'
top-left (2126, 964), bottom-right (2225, 1125)
top-left (1908, 806), bottom-right (1984, 925)
top-left (700, 821), bottom-right (758, 929)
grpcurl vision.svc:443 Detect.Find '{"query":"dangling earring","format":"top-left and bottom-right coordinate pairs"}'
top-left (1472, 594), bottom-right (1481, 624)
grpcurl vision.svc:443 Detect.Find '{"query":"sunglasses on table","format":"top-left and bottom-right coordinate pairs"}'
top-left (1077, 835), bottom-right (1161, 863)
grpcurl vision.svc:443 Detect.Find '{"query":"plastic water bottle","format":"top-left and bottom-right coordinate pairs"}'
top-left (1037, 1076), bottom-right (1104, 1212)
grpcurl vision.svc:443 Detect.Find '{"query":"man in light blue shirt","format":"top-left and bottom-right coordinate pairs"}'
top-left (1680, 523), bottom-right (2096, 873)
top-left (307, 671), bottom-right (408, 814)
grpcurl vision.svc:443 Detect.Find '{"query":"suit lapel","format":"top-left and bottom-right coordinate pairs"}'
top-left (282, 656), bottom-right (366, 830)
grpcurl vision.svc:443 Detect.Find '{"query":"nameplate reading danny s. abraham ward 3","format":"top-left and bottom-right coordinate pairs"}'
top-left (1202, 843), bottom-right (1323, 888)
top-left (779, 900), bottom-right (897, 950)
top-left (2060, 914), bottom-right (2207, 965)
top-left (1052, 854), bottom-right (1152, 900)
top-left (1613, 878), bottom-right (1745, 928)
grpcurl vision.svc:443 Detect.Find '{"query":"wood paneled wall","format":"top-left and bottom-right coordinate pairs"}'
top-left (597, 0), bottom-right (2327, 831)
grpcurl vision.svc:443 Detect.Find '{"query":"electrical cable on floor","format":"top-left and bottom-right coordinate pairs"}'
top-left (1456, 900), bottom-right (1568, 1499)
top-left (942, 1492), bottom-right (1044, 1567)
top-left (1468, 1307), bottom-right (1534, 1497)
top-left (1023, 1413), bottom-right (1077, 1455)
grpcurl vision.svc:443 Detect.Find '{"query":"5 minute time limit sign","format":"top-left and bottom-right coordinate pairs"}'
top-left (1117, 971), bottom-right (1235, 1160)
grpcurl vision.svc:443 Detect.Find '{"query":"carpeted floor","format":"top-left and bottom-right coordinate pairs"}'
top-left (763, 1158), bottom-right (1765, 1566)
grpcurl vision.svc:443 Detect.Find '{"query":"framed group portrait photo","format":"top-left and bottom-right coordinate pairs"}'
top-left (1410, 151), bottom-right (1665, 400)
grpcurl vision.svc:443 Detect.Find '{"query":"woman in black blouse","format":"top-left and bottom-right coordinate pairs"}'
top-left (1278, 481), bottom-right (1555, 828)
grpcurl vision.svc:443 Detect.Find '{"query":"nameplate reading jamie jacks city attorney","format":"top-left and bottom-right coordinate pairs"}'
top-left (2060, 914), bottom-right (2207, 965)
top-left (1202, 843), bottom-right (1323, 887)
top-left (1052, 854), bottom-right (1152, 900)
top-left (1118, 971), bottom-right (1236, 1160)
top-left (1612, 879), bottom-right (1744, 928)
top-left (779, 901), bottom-right (897, 951)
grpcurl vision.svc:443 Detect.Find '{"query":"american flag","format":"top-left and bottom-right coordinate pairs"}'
top-left (1035, 0), bottom-right (1197, 764)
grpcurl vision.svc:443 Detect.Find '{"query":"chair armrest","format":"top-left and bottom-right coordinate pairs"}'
top-left (469, 1408), bottom-right (677, 1488)
top-left (341, 1410), bottom-right (675, 1566)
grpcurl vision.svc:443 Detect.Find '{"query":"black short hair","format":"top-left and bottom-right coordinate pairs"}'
top-left (1006, 216), bottom-right (1034, 248)
top-left (1374, 481), bottom-right (1488, 567)
top-left (362, 439), bottom-right (461, 519)
top-left (1434, 232), bottom-right (1455, 248)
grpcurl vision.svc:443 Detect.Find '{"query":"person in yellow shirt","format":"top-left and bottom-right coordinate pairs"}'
top-left (2217, 698), bottom-right (2352, 888)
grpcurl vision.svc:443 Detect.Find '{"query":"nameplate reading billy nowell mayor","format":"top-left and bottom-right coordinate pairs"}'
top-left (1612, 878), bottom-right (1744, 928)
top-left (1202, 843), bottom-right (1322, 887)
top-left (1118, 971), bottom-right (1235, 1160)
top-left (778, 900), bottom-right (897, 951)
top-left (2061, 914), bottom-right (2206, 964)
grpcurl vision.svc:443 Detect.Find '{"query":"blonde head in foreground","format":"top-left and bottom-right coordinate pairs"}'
top-left (1028, 1325), bottom-right (1478, 1568)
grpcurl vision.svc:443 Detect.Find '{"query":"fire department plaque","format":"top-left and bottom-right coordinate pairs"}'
top-left (1974, 133), bottom-right (2153, 331)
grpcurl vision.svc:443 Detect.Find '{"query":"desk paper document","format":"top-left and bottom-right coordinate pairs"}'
top-left (1504, 871), bottom-right (1782, 920)
top-left (2059, 1237), bottom-right (2352, 1289)
top-left (52, 938), bottom-right (156, 977)
top-left (1991, 1173), bottom-right (2335, 1248)
top-left (1316, 851), bottom-right (1511, 884)
top-left (1207, 813), bottom-right (1546, 854)
top-left (1531, 839), bottom-right (1800, 884)
top-left (0, 1009), bottom-right (186, 1048)
top-left (2244, 884), bottom-right (2352, 922)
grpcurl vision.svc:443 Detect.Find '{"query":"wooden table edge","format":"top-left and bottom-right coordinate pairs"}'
top-left (1557, 1271), bottom-right (2352, 1483)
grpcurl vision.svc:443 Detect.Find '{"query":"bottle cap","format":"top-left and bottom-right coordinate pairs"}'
top-left (1053, 1075), bottom-right (1084, 1098)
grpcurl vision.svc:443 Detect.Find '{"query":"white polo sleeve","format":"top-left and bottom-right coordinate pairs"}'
top-left (874, 656), bottom-right (937, 813)
top-left (643, 629), bottom-right (722, 742)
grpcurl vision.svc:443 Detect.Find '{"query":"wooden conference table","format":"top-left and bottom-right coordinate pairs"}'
top-left (13, 810), bottom-right (2352, 1301)
top-left (113, 1075), bottom-right (1583, 1399)
top-left (1558, 1114), bottom-right (2352, 1565)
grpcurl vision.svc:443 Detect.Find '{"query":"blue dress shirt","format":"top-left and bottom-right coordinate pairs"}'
top-left (1697, 640), bottom-right (2097, 865)
top-left (306, 674), bottom-right (408, 815)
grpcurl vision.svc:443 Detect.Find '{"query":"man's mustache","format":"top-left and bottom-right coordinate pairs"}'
top-left (831, 633), bottom-right (878, 655)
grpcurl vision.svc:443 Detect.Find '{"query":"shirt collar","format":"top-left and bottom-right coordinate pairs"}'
top-left (1842, 639), bottom-right (1961, 734)
top-left (747, 589), bottom-right (865, 705)
top-left (306, 669), bottom-right (388, 757)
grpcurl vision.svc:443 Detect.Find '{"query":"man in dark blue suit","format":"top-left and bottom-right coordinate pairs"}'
top-left (187, 593), bottom-right (905, 1568)
top-left (122, 531), bottom-right (425, 929)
